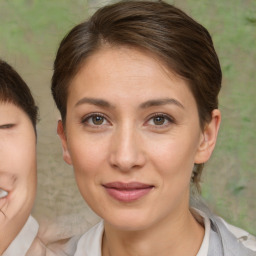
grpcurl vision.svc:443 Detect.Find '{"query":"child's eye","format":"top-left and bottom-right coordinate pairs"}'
top-left (0, 124), bottom-right (14, 129)
top-left (82, 113), bottom-right (110, 126)
top-left (147, 114), bottom-right (174, 127)
top-left (0, 188), bottom-right (8, 199)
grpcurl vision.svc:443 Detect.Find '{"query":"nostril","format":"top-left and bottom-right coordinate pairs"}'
top-left (109, 151), bottom-right (146, 172)
top-left (109, 129), bottom-right (146, 171)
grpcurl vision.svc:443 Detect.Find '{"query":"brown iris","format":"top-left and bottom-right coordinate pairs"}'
top-left (92, 115), bottom-right (104, 125)
top-left (153, 116), bottom-right (165, 125)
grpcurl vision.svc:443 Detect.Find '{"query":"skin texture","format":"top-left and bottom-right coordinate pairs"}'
top-left (0, 103), bottom-right (37, 254)
top-left (58, 46), bottom-right (221, 255)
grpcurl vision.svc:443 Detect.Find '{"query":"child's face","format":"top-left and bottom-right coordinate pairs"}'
top-left (58, 46), bottom-right (219, 231)
top-left (0, 103), bottom-right (36, 243)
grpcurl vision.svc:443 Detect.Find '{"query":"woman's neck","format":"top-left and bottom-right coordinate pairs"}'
top-left (102, 208), bottom-right (204, 256)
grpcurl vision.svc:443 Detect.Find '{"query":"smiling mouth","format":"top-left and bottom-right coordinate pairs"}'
top-left (0, 188), bottom-right (9, 214)
top-left (103, 182), bottom-right (154, 202)
top-left (0, 189), bottom-right (8, 199)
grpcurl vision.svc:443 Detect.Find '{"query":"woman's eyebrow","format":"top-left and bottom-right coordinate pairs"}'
top-left (75, 97), bottom-right (115, 108)
top-left (139, 98), bottom-right (184, 109)
top-left (75, 97), bottom-right (184, 109)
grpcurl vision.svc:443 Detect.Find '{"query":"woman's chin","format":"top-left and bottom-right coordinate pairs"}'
top-left (103, 212), bottom-right (153, 232)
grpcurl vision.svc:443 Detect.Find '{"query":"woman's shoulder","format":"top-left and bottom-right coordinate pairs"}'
top-left (200, 209), bottom-right (256, 255)
top-left (45, 212), bottom-right (256, 256)
top-left (216, 216), bottom-right (256, 252)
top-left (191, 203), bottom-right (256, 255)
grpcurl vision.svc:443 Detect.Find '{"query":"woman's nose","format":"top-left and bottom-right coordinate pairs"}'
top-left (109, 125), bottom-right (146, 172)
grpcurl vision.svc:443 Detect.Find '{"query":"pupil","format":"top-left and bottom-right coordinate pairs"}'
top-left (93, 116), bottom-right (103, 125)
top-left (154, 116), bottom-right (164, 125)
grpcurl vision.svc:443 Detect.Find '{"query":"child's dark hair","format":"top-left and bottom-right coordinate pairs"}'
top-left (0, 59), bottom-right (38, 131)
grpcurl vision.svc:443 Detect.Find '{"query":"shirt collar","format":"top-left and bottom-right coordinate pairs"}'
top-left (2, 215), bottom-right (39, 256)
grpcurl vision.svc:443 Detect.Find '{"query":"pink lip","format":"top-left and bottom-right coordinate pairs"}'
top-left (0, 172), bottom-right (16, 191)
top-left (103, 182), bottom-right (154, 202)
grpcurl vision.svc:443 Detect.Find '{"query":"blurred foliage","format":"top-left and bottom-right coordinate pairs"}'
top-left (183, 0), bottom-right (256, 235)
top-left (0, 0), bottom-right (89, 61)
top-left (0, 0), bottom-right (255, 235)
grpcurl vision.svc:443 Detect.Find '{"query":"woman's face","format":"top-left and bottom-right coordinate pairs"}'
top-left (0, 103), bottom-right (36, 239)
top-left (59, 47), bottom-right (219, 231)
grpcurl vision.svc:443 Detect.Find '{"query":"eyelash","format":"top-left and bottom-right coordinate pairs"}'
top-left (81, 112), bottom-right (174, 129)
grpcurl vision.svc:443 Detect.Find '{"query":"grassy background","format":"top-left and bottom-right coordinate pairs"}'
top-left (0, 0), bottom-right (255, 236)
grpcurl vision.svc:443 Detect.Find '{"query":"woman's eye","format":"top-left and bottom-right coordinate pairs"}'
top-left (147, 114), bottom-right (173, 127)
top-left (82, 114), bottom-right (109, 126)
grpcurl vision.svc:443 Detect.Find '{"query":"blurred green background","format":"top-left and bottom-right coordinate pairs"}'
top-left (0, 0), bottom-right (255, 236)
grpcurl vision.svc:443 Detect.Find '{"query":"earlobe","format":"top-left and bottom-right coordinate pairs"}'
top-left (194, 109), bottom-right (221, 164)
top-left (57, 120), bottom-right (73, 165)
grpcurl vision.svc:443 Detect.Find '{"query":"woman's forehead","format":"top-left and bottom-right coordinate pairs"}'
top-left (66, 47), bottom-right (198, 114)
top-left (71, 46), bottom-right (187, 92)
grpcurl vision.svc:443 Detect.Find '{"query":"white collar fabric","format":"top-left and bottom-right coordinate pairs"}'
top-left (2, 215), bottom-right (39, 256)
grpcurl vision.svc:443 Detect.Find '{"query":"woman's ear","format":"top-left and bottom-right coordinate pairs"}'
top-left (57, 120), bottom-right (72, 165)
top-left (194, 109), bottom-right (221, 164)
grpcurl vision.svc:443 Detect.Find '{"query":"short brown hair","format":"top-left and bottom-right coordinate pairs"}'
top-left (51, 0), bottom-right (222, 191)
top-left (0, 59), bottom-right (38, 131)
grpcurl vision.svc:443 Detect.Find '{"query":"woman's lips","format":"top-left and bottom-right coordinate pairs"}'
top-left (103, 182), bottom-right (154, 202)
